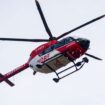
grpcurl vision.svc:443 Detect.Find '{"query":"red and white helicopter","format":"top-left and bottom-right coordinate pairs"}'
top-left (0, 0), bottom-right (104, 86)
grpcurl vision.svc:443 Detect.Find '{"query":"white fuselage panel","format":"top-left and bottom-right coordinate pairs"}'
top-left (29, 50), bottom-right (70, 73)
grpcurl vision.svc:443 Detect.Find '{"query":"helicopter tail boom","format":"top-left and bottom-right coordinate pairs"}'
top-left (0, 63), bottom-right (29, 87)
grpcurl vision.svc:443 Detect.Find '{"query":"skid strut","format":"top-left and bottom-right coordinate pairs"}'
top-left (53, 57), bottom-right (89, 83)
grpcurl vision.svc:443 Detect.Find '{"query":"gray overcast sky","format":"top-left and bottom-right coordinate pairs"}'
top-left (0, 0), bottom-right (105, 105)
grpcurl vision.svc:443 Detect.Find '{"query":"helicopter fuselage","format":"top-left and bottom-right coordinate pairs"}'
top-left (29, 37), bottom-right (90, 73)
top-left (0, 0), bottom-right (103, 86)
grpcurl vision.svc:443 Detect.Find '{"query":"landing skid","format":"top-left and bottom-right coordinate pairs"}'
top-left (52, 57), bottom-right (89, 83)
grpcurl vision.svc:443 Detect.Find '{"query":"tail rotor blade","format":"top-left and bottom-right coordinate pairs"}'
top-left (57, 14), bottom-right (105, 39)
top-left (35, 0), bottom-right (53, 40)
top-left (85, 53), bottom-right (102, 60)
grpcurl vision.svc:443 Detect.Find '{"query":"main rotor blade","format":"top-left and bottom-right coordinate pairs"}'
top-left (35, 0), bottom-right (53, 39)
top-left (57, 14), bottom-right (105, 39)
top-left (85, 53), bottom-right (102, 60)
top-left (0, 38), bottom-right (49, 42)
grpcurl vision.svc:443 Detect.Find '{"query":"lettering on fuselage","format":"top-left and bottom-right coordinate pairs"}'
top-left (38, 54), bottom-right (50, 63)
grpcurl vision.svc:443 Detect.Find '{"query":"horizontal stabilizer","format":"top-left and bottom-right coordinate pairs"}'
top-left (0, 73), bottom-right (14, 87)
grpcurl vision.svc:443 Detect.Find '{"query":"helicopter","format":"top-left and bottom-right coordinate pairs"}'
top-left (0, 0), bottom-right (104, 87)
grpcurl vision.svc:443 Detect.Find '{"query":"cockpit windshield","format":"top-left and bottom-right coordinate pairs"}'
top-left (39, 37), bottom-right (74, 56)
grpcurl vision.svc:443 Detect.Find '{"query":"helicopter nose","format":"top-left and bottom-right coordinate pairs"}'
top-left (78, 39), bottom-right (90, 50)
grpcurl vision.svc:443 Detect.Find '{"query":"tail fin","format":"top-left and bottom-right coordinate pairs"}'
top-left (0, 73), bottom-right (14, 87)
